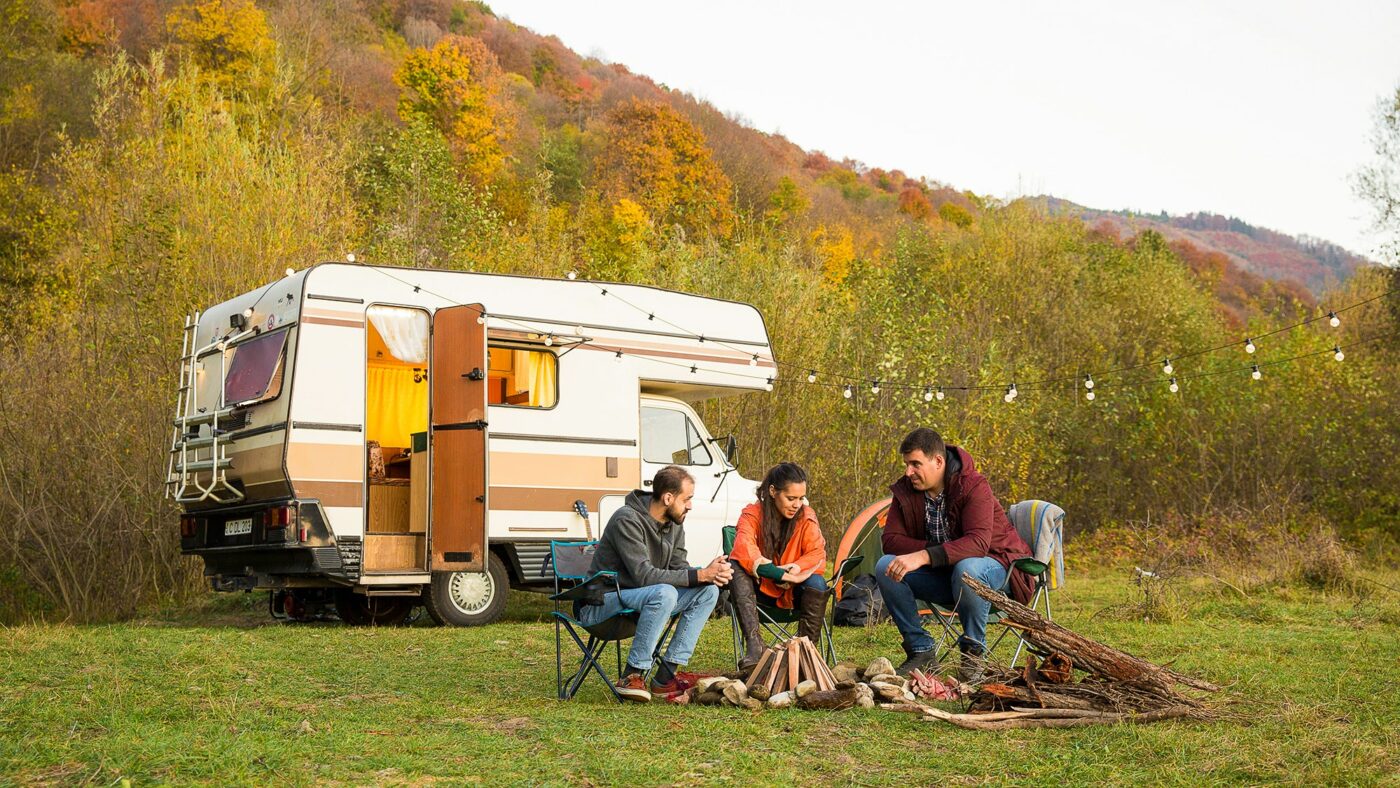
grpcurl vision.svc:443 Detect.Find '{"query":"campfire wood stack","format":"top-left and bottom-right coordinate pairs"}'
top-left (746, 637), bottom-right (838, 697)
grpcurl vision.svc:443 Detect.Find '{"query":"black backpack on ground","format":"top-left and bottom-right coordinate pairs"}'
top-left (832, 573), bottom-right (888, 626)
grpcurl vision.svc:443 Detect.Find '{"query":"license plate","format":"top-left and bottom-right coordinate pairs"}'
top-left (225, 518), bottom-right (253, 536)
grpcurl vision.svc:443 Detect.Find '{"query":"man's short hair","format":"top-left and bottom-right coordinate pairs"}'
top-left (899, 427), bottom-right (946, 458)
top-left (652, 465), bottom-right (694, 498)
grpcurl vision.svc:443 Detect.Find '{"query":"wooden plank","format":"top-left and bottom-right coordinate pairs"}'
top-left (767, 650), bottom-right (786, 695)
top-left (787, 639), bottom-right (800, 690)
top-left (749, 647), bottom-right (775, 682)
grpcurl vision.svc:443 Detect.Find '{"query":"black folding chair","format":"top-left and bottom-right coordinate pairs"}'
top-left (722, 525), bottom-right (863, 666)
top-left (548, 540), bottom-right (677, 701)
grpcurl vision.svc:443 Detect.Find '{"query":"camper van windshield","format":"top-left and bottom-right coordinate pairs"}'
top-left (224, 330), bottom-right (288, 405)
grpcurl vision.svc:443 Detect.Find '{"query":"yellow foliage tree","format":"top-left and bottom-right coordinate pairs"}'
top-left (395, 34), bottom-right (511, 184)
top-left (165, 0), bottom-right (276, 93)
top-left (592, 98), bottom-right (734, 239)
top-left (811, 224), bottom-right (855, 292)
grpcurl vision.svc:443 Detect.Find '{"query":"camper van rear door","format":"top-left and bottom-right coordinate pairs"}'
top-left (429, 303), bottom-right (488, 573)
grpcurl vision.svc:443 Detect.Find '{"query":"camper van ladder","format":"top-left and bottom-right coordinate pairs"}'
top-left (167, 312), bottom-right (245, 505)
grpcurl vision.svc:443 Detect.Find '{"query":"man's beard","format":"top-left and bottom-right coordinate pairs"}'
top-left (669, 508), bottom-right (688, 524)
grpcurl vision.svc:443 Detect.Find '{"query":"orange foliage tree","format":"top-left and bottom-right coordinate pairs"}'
top-left (591, 98), bottom-right (734, 239)
top-left (898, 186), bottom-right (932, 220)
top-left (395, 34), bottom-right (512, 183)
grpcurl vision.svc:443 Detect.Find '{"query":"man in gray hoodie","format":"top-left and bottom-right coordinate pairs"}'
top-left (580, 465), bottom-right (732, 702)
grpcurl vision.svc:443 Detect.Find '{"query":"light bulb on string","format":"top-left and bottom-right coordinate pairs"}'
top-left (923, 387), bottom-right (934, 402)
top-left (935, 387), bottom-right (945, 401)
top-left (1328, 311), bottom-right (1340, 328)
top-left (749, 354), bottom-right (758, 367)
top-left (566, 270), bottom-right (577, 280)
top-left (1169, 377), bottom-right (1179, 393)
top-left (1085, 390), bottom-right (1095, 401)
top-left (807, 370), bottom-right (817, 384)
top-left (1251, 364), bottom-right (1262, 381)
top-left (843, 385), bottom-right (854, 399)
top-left (574, 325), bottom-right (584, 336)
top-left (544, 334), bottom-right (553, 347)
top-left (1333, 345), bottom-right (1345, 362)
top-left (764, 377), bottom-right (773, 392)
top-left (1244, 338), bottom-right (1256, 354)
top-left (1163, 358), bottom-right (1174, 375)
top-left (1083, 374), bottom-right (1095, 390)
top-left (1004, 382), bottom-right (1018, 403)
top-left (871, 380), bottom-right (881, 395)
top-left (477, 311), bottom-right (487, 325)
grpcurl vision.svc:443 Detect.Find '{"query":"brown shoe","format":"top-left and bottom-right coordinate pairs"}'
top-left (615, 673), bottom-right (652, 703)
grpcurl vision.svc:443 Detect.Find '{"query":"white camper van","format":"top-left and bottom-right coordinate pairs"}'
top-left (169, 263), bottom-right (774, 626)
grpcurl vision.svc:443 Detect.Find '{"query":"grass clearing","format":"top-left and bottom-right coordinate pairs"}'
top-left (2, 569), bottom-right (1397, 785)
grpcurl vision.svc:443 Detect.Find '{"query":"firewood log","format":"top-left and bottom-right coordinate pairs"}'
top-left (796, 687), bottom-right (859, 711)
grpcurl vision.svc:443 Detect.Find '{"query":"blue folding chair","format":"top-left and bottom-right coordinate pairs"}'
top-left (547, 540), bottom-right (677, 701)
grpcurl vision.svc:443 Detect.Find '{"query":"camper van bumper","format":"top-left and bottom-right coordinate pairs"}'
top-left (180, 499), bottom-right (355, 589)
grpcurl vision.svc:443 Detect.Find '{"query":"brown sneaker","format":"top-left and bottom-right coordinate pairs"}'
top-left (614, 673), bottom-right (652, 703)
top-left (649, 677), bottom-right (682, 697)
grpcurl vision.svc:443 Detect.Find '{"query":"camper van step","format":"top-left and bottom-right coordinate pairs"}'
top-left (363, 586), bottom-right (423, 597)
top-left (177, 458), bottom-right (233, 472)
top-left (175, 436), bottom-right (219, 451)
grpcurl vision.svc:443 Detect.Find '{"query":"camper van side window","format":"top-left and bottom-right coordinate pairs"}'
top-left (486, 346), bottom-right (558, 408)
top-left (641, 407), bottom-right (712, 467)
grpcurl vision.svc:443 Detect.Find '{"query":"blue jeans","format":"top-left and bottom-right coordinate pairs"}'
top-left (577, 583), bottom-right (720, 670)
top-left (757, 573), bottom-right (829, 606)
top-left (874, 553), bottom-right (1008, 653)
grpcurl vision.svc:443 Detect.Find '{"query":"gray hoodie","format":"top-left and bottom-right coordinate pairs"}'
top-left (590, 489), bottom-right (698, 589)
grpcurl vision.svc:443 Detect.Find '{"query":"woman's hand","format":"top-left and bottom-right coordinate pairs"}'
top-left (781, 566), bottom-right (813, 584)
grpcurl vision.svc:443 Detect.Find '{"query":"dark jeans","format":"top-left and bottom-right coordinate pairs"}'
top-left (757, 573), bottom-right (828, 607)
top-left (874, 553), bottom-right (1007, 652)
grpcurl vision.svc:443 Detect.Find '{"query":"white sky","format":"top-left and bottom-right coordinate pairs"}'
top-left (487, 0), bottom-right (1400, 258)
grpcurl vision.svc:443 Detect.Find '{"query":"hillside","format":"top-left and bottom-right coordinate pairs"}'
top-left (1044, 198), bottom-right (1368, 295)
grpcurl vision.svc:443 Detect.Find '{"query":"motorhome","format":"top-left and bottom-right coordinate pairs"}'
top-left (169, 262), bottom-right (775, 625)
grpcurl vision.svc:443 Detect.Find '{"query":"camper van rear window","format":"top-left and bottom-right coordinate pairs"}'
top-left (486, 346), bottom-right (558, 408)
top-left (224, 330), bottom-right (288, 406)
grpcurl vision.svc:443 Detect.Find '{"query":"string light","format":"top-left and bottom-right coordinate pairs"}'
top-left (1169, 377), bottom-right (1179, 393)
top-left (843, 385), bottom-right (853, 399)
top-left (1333, 345), bottom-right (1345, 362)
top-left (1163, 358), bottom-right (1174, 375)
top-left (749, 354), bottom-right (759, 367)
top-left (567, 270), bottom-right (577, 280)
top-left (765, 377), bottom-right (774, 391)
top-left (1251, 364), bottom-right (1262, 381)
top-left (923, 386), bottom-right (934, 402)
top-left (1083, 374), bottom-right (1095, 390)
top-left (477, 311), bottom-right (487, 325)
top-left (1004, 382), bottom-right (1018, 403)
top-left (1085, 390), bottom-right (1095, 401)
top-left (936, 387), bottom-right (945, 401)
top-left (871, 380), bottom-right (881, 395)
top-left (284, 268), bottom-right (295, 277)
top-left (346, 252), bottom-right (356, 263)
top-left (807, 370), bottom-right (817, 383)
top-left (574, 325), bottom-right (585, 336)
top-left (1244, 338), bottom-right (1256, 354)
top-left (1328, 311), bottom-right (1340, 328)
top-left (544, 333), bottom-right (554, 347)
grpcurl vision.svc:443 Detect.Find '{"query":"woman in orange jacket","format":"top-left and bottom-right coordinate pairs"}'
top-left (727, 462), bottom-right (828, 674)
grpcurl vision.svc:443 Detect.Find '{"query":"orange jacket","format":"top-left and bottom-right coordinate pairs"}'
top-left (730, 502), bottom-right (826, 609)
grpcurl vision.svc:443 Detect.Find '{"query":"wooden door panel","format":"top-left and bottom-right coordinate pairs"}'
top-left (430, 303), bottom-right (488, 572)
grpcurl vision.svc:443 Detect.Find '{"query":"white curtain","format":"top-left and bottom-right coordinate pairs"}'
top-left (367, 306), bottom-right (429, 364)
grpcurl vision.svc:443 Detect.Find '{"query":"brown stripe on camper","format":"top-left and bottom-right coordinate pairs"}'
top-left (489, 452), bottom-right (640, 488)
top-left (576, 341), bottom-right (776, 368)
top-left (293, 480), bottom-right (364, 507)
top-left (227, 443), bottom-right (287, 489)
top-left (286, 442), bottom-right (364, 480)
top-left (489, 486), bottom-right (631, 512)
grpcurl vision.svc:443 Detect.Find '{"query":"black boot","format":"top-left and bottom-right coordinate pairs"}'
top-left (726, 566), bottom-right (766, 674)
top-left (895, 643), bottom-right (940, 676)
top-left (796, 585), bottom-right (829, 646)
top-left (958, 642), bottom-right (987, 684)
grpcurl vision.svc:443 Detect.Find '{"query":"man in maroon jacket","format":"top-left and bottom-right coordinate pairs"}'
top-left (875, 428), bottom-right (1033, 682)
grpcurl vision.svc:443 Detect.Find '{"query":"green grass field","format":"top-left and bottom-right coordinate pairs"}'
top-left (2, 570), bottom-right (1397, 786)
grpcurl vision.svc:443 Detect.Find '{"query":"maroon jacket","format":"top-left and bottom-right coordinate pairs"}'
top-left (881, 445), bottom-right (1034, 604)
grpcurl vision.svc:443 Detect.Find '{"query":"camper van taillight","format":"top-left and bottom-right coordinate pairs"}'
top-left (268, 505), bottom-right (294, 529)
top-left (179, 515), bottom-right (197, 538)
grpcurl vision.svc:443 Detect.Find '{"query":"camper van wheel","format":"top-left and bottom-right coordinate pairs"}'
top-left (423, 552), bottom-right (508, 627)
top-left (333, 590), bottom-right (414, 627)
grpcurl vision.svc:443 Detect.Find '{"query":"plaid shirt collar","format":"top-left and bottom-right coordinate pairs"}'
top-left (924, 490), bottom-right (949, 546)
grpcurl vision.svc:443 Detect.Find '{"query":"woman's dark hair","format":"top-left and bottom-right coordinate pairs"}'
top-left (756, 462), bottom-right (809, 558)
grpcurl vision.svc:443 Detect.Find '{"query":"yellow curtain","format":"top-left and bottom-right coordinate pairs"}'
top-left (366, 363), bottom-right (428, 448)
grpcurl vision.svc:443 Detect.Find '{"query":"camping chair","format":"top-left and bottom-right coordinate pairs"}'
top-left (547, 540), bottom-right (678, 701)
top-left (722, 526), bottom-right (863, 666)
top-left (928, 500), bottom-right (1065, 667)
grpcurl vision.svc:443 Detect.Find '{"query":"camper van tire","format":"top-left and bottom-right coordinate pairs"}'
top-left (333, 590), bottom-right (415, 627)
top-left (423, 552), bottom-right (509, 627)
